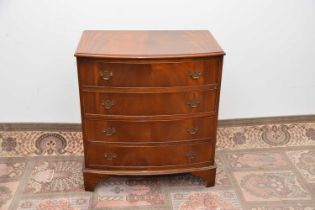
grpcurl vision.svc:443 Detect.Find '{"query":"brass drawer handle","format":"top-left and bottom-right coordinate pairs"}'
top-left (188, 70), bottom-right (202, 79)
top-left (187, 127), bottom-right (199, 135)
top-left (102, 99), bottom-right (115, 110)
top-left (100, 70), bottom-right (113, 81)
top-left (186, 150), bottom-right (198, 161)
top-left (103, 127), bottom-right (116, 136)
top-left (187, 100), bottom-right (200, 108)
top-left (104, 152), bottom-right (117, 160)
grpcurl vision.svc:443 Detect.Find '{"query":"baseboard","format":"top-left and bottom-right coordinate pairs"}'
top-left (218, 114), bottom-right (315, 127)
top-left (0, 123), bottom-right (82, 131)
top-left (0, 115), bottom-right (314, 131)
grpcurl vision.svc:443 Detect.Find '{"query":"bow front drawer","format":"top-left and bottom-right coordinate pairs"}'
top-left (75, 30), bottom-right (225, 190)
top-left (85, 141), bottom-right (214, 169)
top-left (84, 116), bottom-right (217, 143)
top-left (82, 89), bottom-right (217, 116)
top-left (77, 59), bottom-right (219, 87)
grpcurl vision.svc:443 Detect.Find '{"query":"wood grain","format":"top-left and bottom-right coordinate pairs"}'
top-left (82, 89), bottom-right (217, 116)
top-left (83, 166), bottom-right (217, 190)
top-left (75, 30), bottom-right (225, 59)
top-left (84, 116), bottom-right (217, 143)
top-left (78, 58), bottom-right (220, 87)
top-left (85, 141), bottom-right (215, 169)
top-left (76, 30), bottom-right (225, 191)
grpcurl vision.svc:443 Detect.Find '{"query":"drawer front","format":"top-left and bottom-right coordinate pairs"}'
top-left (84, 116), bottom-right (216, 143)
top-left (82, 89), bottom-right (217, 116)
top-left (86, 141), bottom-right (214, 168)
top-left (78, 59), bottom-right (219, 87)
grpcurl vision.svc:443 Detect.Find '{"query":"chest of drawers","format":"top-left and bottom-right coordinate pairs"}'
top-left (75, 30), bottom-right (225, 191)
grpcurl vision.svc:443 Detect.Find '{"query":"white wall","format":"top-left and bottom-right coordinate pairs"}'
top-left (1, 0), bottom-right (315, 123)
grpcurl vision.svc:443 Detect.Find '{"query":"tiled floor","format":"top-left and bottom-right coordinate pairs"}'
top-left (1, 118), bottom-right (315, 209)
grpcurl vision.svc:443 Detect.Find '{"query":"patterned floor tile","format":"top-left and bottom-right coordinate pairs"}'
top-left (1, 119), bottom-right (315, 209)
top-left (217, 122), bottom-right (315, 150)
top-left (161, 159), bottom-right (230, 188)
top-left (286, 149), bottom-right (315, 193)
top-left (93, 177), bottom-right (168, 209)
top-left (0, 131), bottom-right (83, 157)
top-left (249, 205), bottom-right (315, 210)
top-left (24, 159), bottom-right (84, 194)
top-left (170, 190), bottom-right (242, 210)
top-left (224, 151), bottom-right (289, 170)
top-left (0, 181), bottom-right (19, 210)
top-left (233, 171), bottom-right (311, 202)
top-left (16, 195), bottom-right (91, 210)
top-left (0, 158), bottom-right (26, 181)
top-left (163, 174), bottom-right (205, 189)
top-left (92, 171), bottom-right (233, 209)
top-left (215, 157), bottom-right (231, 186)
top-left (286, 150), bottom-right (315, 183)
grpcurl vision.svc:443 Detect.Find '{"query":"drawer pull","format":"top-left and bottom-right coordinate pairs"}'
top-left (102, 99), bottom-right (115, 110)
top-left (188, 70), bottom-right (202, 79)
top-left (104, 152), bottom-right (117, 160)
top-left (187, 127), bottom-right (199, 135)
top-left (103, 127), bottom-right (116, 136)
top-left (187, 100), bottom-right (200, 108)
top-left (186, 150), bottom-right (198, 161)
top-left (100, 70), bottom-right (113, 80)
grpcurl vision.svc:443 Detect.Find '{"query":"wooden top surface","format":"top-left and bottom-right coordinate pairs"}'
top-left (75, 30), bottom-right (224, 59)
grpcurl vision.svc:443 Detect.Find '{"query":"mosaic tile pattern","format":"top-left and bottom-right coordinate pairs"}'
top-left (0, 131), bottom-right (83, 157)
top-left (215, 156), bottom-right (231, 186)
top-left (24, 159), bottom-right (84, 194)
top-left (249, 206), bottom-right (315, 210)
top-left (234, 171), bottom-right (311, 202)
top-left (92, 174), bottom-right (238, 209)
top-left (93, 177), bottom-right (168, 209)
top-left (224, 151), bottom-right (289, 170)
top-left (0, 158), bottom-right (26, 180)
top-left (0, 181), bottom-right (19, 210)
top-left (170, 190), bottom-right (241, 210)
top-left (286, 150), bottom-right (315, 183)
top-left (17, 196), bottom-right (91, 210)
top-left (286, 149), bottom-right (315, 193)
top-left (217, 122), bottom-right (315, 150)
top-left (0, 118), bottom-right (315, 209)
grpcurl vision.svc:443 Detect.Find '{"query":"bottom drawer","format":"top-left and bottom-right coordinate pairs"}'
top-left (85, 141), bottom-right (214, 168)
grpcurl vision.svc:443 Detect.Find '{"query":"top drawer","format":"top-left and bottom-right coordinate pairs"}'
top-left (77, 58), bottom-right (220, 87)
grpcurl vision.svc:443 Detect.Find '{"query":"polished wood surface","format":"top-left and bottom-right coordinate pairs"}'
top-left (86, 141), bottom-right (214, 168)
top-left (76, 30), bottom-right (224, 191)
top-left (78, 58), bottom-right (220, 87)
top-left (84, 116), bottom-right (216, 143)
top-left (83, 166), bottom-right (217, 191)
top-left (75, 30), bottom-right (225, 59)
top-left (82, 89), bottom-right (217, 116)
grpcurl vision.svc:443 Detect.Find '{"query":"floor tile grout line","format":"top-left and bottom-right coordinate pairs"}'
top-left (8, 156), bottom-right (35, 210)
top-left (216, 151), bottom-right (248, 210)
top-left (6, 156), bottom-right (92, 210)
top-left (282, 149), bottom-right (315, 202)
top-left (220, 148), bottom-right (315, 209)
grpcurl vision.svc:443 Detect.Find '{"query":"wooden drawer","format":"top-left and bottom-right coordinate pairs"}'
top-left (84, 116), bottom-right (216, 143)
top-left (85, 141), bottom-right (214, 168)
top-left (77, 59), bottom-right (219, 87)
top-left (82, 89), bottom-right (217, 116)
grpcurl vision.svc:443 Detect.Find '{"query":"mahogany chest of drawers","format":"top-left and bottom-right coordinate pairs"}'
top-left (75, 30), bottom-right (225, 191)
